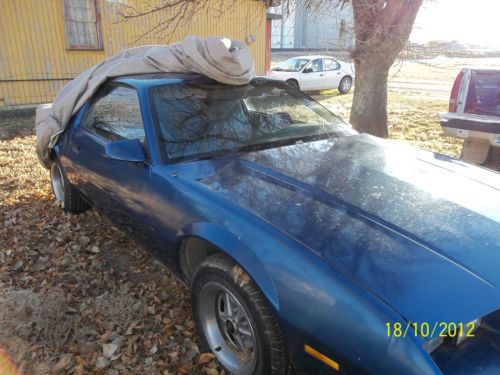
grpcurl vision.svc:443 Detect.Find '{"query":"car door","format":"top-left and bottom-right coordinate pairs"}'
top-left (322, 58), bottom-right (343, 89)
top-left (65, 84), bottom-right (155, 245)
top-left (300, 58), bottom-right (325, 91)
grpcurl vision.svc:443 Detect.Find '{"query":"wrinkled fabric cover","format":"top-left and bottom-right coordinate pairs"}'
top-left (35, 36), bottom-right (255, 167)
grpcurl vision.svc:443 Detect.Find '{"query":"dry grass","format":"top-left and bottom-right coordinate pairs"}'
top-left (0, 135), bottom-right (48, 205)
top-left (390, 57), bottom-right (500, 84)
top-left (0, 287), bottom-right (79, 351)
top-left (94, 288), bottom-right (141, 332)
top-left (314, 90), bottom-right (464, 158)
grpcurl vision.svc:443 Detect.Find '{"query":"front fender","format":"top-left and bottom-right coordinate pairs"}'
top-left (175, 221), bottom-right (280, 311)
top-left (177, 220), bottom-right (409, 374)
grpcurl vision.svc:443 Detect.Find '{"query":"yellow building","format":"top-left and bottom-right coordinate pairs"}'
top-left (0, 0), bottom-right (270, 107)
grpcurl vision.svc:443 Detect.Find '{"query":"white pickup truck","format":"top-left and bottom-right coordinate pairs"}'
top-left (438, 68), bottom-right (500, 164)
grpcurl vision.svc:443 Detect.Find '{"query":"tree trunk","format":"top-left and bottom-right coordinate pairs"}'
top-left (486, 146), bottom-right (500, 169)
top-left (350, 58), bottom-right (391, 137)
top-left (348, 0), bottom-right (423, 138)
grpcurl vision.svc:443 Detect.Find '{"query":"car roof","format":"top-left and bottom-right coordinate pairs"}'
top-left (110, 73), bottom-right (276, 88)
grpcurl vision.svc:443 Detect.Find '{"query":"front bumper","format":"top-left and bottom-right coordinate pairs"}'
top-left (431, 327), bottom-right (500, 374)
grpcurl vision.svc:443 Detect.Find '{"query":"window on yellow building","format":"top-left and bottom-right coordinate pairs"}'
top-left (63, 0), bottom-right (103, 50)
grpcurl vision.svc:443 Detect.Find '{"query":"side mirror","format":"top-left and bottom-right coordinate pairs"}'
top-left (104, 139), bottom-right (145, 162)
top-left (303, 68), bottom-right (313, 73)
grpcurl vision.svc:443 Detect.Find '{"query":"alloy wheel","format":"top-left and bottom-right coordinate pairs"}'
top-left (50, 163), bottom-right (65, 205)
top-left (340, 77), bottom-right (352, 93)
top-left (198, 281), bottom-right (258, 374)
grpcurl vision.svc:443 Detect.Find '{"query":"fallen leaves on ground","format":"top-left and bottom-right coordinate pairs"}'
top-left (0, 118), bottom-right (222, 374)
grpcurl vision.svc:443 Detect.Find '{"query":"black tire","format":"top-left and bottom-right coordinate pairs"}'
top-left (50, 162), bottom-right (89, 214)
top-left (286, 79), bottom-right (300, 91)
top-left (338, 76), bottom-right (352, 94)
top-left (192, 253), bottom-right (291, 375)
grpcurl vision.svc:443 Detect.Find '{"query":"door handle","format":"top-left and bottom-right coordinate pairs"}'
top-left (337, 72), bottom-right (341, 75)
top-left (319, 74), bottom-right (323, 77)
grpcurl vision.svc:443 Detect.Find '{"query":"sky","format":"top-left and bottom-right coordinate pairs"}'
top-left (410, 0), bottom-right (500, 49)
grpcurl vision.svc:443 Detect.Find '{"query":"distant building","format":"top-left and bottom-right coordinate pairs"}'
top-left (270, 0), bottom-right (354, 50)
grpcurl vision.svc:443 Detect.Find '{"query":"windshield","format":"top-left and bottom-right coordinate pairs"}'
top-left (272, 58), bottom-right (310, 72)
top-left (150, 80), bottom-right (355, 162)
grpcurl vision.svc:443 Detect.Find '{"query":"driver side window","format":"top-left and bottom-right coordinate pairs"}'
top-left (83, 85), bottom-right (145, 143)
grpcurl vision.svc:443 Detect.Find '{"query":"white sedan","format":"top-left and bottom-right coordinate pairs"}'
top-left (267, 55), bottom-right (354, 94)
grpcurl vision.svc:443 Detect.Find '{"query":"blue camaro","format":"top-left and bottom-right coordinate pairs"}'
top-left (48, 73), bottom-right (500, 374)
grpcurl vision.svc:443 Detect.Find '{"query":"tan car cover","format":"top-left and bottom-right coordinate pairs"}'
top-left (35, 36), bottom-right (255, 168)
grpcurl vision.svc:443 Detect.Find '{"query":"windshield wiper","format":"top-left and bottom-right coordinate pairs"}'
top-left (173, 149), bottom-right (245, 163)
top-left (235, 133), bottom-right (335, 154)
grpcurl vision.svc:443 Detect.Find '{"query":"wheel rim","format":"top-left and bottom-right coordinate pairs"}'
top-left (198, 282), bottom-right (258, 374)
top-left (341, 78), bottom-right (352, 92)
top-left (50, 164), bottom-right (65, 203)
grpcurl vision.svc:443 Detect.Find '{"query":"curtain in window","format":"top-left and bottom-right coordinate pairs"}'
top-left (63, 0), bottom-right (100, 48)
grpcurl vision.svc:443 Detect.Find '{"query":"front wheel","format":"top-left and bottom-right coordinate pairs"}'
top-left (286, 79), bottom-right (300, 91)
top-left (338, 76), bottom-right (352, 94)
top-left (192, 254), bottom-right (291, 374)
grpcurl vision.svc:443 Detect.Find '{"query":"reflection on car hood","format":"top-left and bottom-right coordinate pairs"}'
top-left (197, 134), bottom-right (500, 324)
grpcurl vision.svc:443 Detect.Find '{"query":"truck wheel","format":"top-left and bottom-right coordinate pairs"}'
top-left (192, 253), bottom-right (291, 375)
top-left (338, 76), bottom-right (352, 94)
top-left (50, 162), bottom-right (89, 214)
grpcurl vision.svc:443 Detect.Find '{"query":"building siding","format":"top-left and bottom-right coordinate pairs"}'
top-left (0, 0), bottom-right (267, 107)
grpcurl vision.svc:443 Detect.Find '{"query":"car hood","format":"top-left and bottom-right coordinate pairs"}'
top-left (194, 134), bottom-right (500, 325)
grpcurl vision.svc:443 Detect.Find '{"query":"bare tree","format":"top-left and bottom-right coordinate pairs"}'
top-left (292, 0), bottom-right (422, 137)
top-left (112, 0), bottom-right (423, 138)
top-left (349, 0), bottom-right (422, 137)
top-left (110, 0), bottom-right (236, 44)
